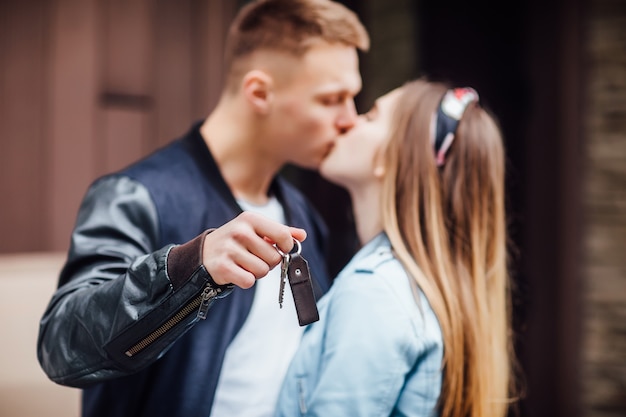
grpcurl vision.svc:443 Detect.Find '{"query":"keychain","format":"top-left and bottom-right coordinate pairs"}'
top-left (275, 239), bottom-right (319, 326)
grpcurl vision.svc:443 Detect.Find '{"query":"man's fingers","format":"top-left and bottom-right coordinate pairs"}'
top-left (208, 259), bottom-right (257, 289)
top-left (235, 211), bottom-right (306, 255)
top-left (202, 211), bottom-right (307, 288)
top-left (289, 227), bottom-right (307, 244)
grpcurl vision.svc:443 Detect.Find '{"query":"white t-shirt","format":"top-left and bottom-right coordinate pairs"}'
top-left (210, 196), bottom-right (305, 417)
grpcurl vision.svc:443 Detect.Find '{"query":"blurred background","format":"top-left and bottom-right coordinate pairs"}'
top-left (0, 0), bottom-right (624, 416)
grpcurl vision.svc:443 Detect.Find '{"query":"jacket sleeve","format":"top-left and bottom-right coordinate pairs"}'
top-left (37, 175), bottom-right (232, 388)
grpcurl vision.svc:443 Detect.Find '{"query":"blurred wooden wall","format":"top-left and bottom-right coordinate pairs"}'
top-left (0, 0), bottom-right (236, 253)
top-left (581, 0), bottom-right (626, 414)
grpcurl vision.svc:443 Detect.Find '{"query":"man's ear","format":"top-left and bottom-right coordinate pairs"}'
top-left (242, 70), bottom-right (273, 115)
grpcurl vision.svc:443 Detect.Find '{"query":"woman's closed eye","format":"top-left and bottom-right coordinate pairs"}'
top-left (362, 103), bottom-right (379, 121)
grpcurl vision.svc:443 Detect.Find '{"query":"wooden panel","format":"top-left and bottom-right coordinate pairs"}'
top-left (47, 0), bottom-right (99, 251)
top-left (103, 0), bottom-right (153, 95)
top-left (98, 0), bottom-right (153, 177)
top-left (101, 108), bottom-right (149, 174)
top-left (581, 0), bottom-right (626, 415)
top-left (153, 0), bottom-right (193, 148)
top-left (191, 0), bottom-right (237, 120)
top-left (0, 0), bottom-right (239, 253)
top-left (151, 0), bottom-right (238, 148)
top-left (0, 1), bottom-right (47, 253)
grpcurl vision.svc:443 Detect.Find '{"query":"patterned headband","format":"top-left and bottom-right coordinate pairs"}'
top-left (430, 87), bottom-right (479, 166)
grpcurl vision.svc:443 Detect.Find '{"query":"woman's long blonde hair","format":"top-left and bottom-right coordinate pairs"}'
top-left (380, 78), bottom-right (514, 417)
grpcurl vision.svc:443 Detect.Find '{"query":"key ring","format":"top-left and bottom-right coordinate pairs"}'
top-left (275, 238), bottom-right (302, 257)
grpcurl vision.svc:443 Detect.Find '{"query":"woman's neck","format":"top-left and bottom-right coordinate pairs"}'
top-left (349, 185), bottom-right (384, 245)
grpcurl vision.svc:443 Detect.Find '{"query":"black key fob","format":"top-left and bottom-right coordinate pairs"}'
top-left (287, 252), bottom-right (319, 326)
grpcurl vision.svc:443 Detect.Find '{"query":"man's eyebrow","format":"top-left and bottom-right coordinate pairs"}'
top-left (316, 87), bottom-right (353, 96)
top-left (316, 78), bottom-right (362, 96)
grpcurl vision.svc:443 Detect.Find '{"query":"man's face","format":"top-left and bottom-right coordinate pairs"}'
top-left (267, 43), bottom-right (362, 170)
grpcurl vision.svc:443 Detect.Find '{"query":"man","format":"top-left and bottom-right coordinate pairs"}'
top-left (36, 1), bottom-right (369, 416)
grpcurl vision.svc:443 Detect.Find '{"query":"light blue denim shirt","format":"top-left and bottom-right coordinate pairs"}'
top-left (274, 232), bottom-right (443, 417)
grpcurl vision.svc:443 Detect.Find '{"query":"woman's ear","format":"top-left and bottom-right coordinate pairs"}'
top-left (372, 147), bottom-right (386, 179)
top-left (242, 70), bottom-right (273, 115)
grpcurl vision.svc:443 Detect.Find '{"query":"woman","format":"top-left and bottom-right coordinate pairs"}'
top-left (274, 78), bottom-right (515, 417)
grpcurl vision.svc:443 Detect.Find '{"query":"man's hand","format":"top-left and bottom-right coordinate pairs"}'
top-left (202, 211), bottom-right (307, 289)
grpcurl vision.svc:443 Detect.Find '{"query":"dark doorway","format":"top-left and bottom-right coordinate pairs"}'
top-left (416, 1), bottom-right (585, 416)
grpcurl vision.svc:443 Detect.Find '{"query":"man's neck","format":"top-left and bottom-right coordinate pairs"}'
top-left (200, 104), bottom-right (281, 205)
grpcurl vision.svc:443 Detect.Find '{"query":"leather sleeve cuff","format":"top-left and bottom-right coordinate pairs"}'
top-left (167, 229), bottom-right (226, 291)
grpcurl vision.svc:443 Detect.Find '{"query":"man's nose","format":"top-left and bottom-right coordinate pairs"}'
top-left (336, 99), bottom-right (358, 134)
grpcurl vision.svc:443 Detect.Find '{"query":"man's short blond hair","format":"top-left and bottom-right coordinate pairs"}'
top-left (223, 0), bottom-right (369, 88)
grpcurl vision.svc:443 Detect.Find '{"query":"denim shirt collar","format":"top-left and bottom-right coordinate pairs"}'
top-left (336, 232), bottom-right (391, 276)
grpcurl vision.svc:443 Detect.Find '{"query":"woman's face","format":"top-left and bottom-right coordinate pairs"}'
top-left (319, 87), bottom-right (402, 190)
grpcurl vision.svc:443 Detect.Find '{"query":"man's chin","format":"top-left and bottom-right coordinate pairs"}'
top-left (316, 143), bottom-right (336, 168)
top-left (286, 161), bottom-right (319, 172)
top-left (287, 143), bottom-right (336, 171)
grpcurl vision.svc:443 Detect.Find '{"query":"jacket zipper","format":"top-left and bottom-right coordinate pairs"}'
top-left (124, 285), bottom-right (218, 357)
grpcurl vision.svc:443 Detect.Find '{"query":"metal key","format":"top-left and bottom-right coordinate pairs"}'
top-left (275, 241), bottom-right (295, 308)
top-left (278, 251), bottom-right (290, 308)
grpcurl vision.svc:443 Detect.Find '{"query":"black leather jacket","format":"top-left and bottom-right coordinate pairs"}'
top-left (37, 122), bottom-right (331, 416)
